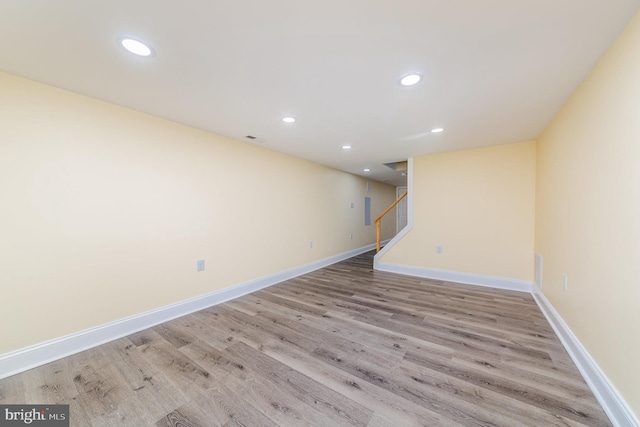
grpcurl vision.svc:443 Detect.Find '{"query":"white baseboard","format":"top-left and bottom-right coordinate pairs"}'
top-left (0, 243), bottom-right (380, 380)
top-left (5, 243), bottom-right (634, 427)
top-left (376, 260), bottom-right (638, 425)
top-left (374, 261), bottom-right (532, 293)
top-left (532, 288), bottom-right (639, 427)
top-left (374, 225), bottom-right (413, 261)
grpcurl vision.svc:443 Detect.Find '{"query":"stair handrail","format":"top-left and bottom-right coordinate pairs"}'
top-left (375, 191), bottom-right (407, 252)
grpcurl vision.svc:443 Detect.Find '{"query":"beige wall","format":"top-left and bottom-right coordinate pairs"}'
top-left (535, 12), bottom-right (640, 416)
top-left (0, 72), bottom-right (396, 355)
top-left (380, 141), bottom-right (536, 282)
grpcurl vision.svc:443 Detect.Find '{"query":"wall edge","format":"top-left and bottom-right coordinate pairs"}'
top-left (531, 287), bottom-right (640, 427)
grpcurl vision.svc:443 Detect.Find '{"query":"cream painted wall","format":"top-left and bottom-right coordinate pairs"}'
top-left (380, 141), bottom-right (536, 282)
top-left (535, 12), bottom-right (640, 417)
top-left (0, 72), bottom-right (396, 355)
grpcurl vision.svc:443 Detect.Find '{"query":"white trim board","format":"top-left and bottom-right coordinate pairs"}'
top-left (375, 262), bottom-right (533, 293)
top-left (374, 158), bottom-right (414, 266)
top-left (0, 241), bottom-right (388, 381)
top-left (374, 259), bottom-right (637, 426)
top-left (532, 287), bottom-right (640, 427)
top-left (374, 225), bottom-right (413, 263)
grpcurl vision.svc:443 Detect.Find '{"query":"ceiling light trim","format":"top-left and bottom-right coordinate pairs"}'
top-left (119, 36), bottom-right (155, 57)
top-left (400, 74), bottom-right (422, 86)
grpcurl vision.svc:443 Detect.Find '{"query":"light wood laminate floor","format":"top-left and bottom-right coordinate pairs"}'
top-left (0, 251), bottom-right (611, 426)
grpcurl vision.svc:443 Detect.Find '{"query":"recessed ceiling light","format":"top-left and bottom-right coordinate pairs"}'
top-left (282, 117), bottom-right (296, 123)
top-left (400, 74), bottom-right (421, 86)
top-left (363, 168), bottom-right (371, 172)
top-left (431, 127), bottom-right (444, 133)
top-left (342, 145), bottom-right (352, 150)
top-left (120, 37), bottom-right (154, 57)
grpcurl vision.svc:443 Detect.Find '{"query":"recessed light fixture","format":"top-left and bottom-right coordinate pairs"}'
top-left (120, 37), bottom-right (154, 57)
top-left (431, 127), bottom-right (444, 133)
top-left (342, 145), bottom-right (352, 150)
top-left (282, 117), bottom-right (296, 123)
top-left (400, 74), bottom-right (422, 86)
top-left (363, 168), bottom-right (371, 172)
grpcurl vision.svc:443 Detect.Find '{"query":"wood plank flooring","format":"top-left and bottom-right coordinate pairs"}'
top-left (0, 251), bottom-right (611, 426)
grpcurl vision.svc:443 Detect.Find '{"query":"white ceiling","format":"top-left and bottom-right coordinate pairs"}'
top-left (1, 1), bottom-right (638, 186)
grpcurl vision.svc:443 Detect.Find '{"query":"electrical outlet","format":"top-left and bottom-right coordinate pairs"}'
top-left (436, 245), bottom-right (443, 254)
top-left (562, 274), bottom-right (568, 291)
top-left (350, 233), bottom-right (353, 240)
top-left (197, 259), bottom-right (205, 272)
top-left (309, 240), bottom-right (313, 249)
